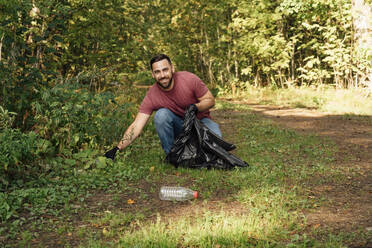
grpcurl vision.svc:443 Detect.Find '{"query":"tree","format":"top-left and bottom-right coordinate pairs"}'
top-left (352, 0), bottom-right (372, 94)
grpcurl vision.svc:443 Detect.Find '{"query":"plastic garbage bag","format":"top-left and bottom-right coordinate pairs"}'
top-left (165, 105), bottom-right (249, 169)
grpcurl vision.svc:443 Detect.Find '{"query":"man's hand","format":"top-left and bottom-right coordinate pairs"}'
top-left (104, 146), bottom-right (119, 160)
top-left (188, 104), bottom-right (198, 114)
top-left (195, 90), bottom-right (215, 112)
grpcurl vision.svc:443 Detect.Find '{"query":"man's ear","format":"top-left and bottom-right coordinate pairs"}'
top-left (171, 64), bottom-right (175, 74)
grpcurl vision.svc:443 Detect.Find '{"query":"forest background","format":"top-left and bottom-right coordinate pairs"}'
top-left (0, 0), bottom-right (371, 246)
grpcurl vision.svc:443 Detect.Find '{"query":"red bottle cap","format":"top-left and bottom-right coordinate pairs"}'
top-left (194, 191), bottom-right (198, 199)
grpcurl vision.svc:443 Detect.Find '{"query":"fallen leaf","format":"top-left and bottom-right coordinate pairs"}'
top-left (102, 228), bottom-right (109, 236)
top-left (127, 199), bottom-right (135, 204)
top-left (149, 166), bottom-right (155, 172)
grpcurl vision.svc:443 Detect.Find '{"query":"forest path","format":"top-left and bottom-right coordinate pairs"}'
top-left (213, 101), bottom-right (372, 237)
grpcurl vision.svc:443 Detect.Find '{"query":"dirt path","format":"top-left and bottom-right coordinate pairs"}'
top-left (214, 102), bottom-right (372, 239)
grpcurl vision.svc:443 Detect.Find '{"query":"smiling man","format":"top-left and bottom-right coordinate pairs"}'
top-left (104, 54), bottom-right (222, 160)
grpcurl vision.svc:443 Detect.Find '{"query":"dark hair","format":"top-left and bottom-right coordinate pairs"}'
top-left (150, 54), bottom-right (172, 70)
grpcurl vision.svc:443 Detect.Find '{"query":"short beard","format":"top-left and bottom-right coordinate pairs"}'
top-left (156, 75), bottom-right (173, 90)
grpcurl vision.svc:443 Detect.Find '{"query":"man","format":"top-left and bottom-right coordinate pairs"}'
top-left (104, 54), bottom-right (222, 160)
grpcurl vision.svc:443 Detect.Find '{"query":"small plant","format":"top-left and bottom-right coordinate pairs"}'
top-left (0, 106), bottom-right (17, 130)
top-left (0, 129), bottom-right (41, 188)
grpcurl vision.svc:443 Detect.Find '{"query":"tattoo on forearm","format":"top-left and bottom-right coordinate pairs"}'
top-left (120, 128), bottom-right (134, 144)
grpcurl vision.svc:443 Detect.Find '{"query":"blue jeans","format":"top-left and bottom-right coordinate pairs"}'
top-left (154, 108), bottom-right (222, 155)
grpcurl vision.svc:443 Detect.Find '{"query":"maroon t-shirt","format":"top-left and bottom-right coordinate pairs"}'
top-left (139, 71), bottom-right (211, 119)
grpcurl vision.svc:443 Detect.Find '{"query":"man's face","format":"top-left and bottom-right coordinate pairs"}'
top-left (151, 59), bottom-right (174, 90)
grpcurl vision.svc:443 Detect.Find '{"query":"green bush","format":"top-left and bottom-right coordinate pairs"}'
top-left (32, 83), bottom-right (134, 153)
top-left (0, 105), bottom-right (53, 189)
top-left (0, 128), bottom-right (50, 188)
top-left (0, 106), bottom-right (17, 130)
top-left (132, 71), bottom-right (153, 86)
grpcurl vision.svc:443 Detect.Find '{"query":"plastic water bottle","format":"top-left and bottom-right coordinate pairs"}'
top-left (159, 186), bottom-right (198, 201)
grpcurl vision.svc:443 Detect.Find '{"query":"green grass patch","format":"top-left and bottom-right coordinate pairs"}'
top-left (219, 85), bottom-right (372, 116)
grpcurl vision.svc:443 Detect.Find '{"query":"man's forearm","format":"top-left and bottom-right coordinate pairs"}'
top-left (116, 113), bottom-right (150, 151)
top-left (117, 126), bottom-right (137, 150)
top-left (195, 98), bottom-right (215, 112)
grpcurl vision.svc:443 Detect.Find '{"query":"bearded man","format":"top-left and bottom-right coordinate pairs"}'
top-left (104, 54), bottom-right (222, 160)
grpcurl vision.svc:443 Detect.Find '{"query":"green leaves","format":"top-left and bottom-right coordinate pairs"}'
top-left (1, 0), bottom-right (364, 128)
top-left (95, 156), bottom-right (108, 169)
top-left (0, 105), bottom-right (17, 130)
top-left (32, 83), bottom-right (133, 153)
top-left (0, 128), bottom-right (42, 188)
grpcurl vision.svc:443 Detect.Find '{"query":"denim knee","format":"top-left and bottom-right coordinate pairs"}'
top-left (201, 118), bottom-right (222, 138)
top-left (154, 108), bottom-right (173, 127)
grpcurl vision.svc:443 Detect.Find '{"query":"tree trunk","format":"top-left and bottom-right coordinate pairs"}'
top-left (352, 0), bottom-right (372, 92)
top-left (0, 33), bottom-right (4, 61)
top-left (234, 50), bottom-right (238, 79)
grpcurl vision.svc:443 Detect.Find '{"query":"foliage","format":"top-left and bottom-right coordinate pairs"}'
top-left (1, 0), bottom-right (370, 131)
top-left (131, 71), bottom-right (153, 86)
top-left (0, 130), bottom-right (160, 231)
top-left (32, 83), bottom-right (134, 153)
top-left (0, 128), bottom-right (50, 189)
top-left (0, 106), bottom-right (17, 130)
top-left (0, 0), bottom-right (147, 129)
top-left (228, 0), bottom-right (291, 87)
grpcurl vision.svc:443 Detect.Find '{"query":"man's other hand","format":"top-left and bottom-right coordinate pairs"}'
top-left (104, 147), bottom-right (119, 160)
top-left (188, 104), bottom-right (198, 114)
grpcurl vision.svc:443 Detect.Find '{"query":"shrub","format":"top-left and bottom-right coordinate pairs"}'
top-left (0, 105), bottom-right (53, 188)
top-left (0, 106), bottom-right (17, 130)
top-left (32, 83), bottom-right (134, 153)
top-left (0, 129), bottom-right (46, 188)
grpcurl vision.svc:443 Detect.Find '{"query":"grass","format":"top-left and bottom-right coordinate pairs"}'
top-left (2, 87), bottom-right (371, 247)
top-left (73, 102), bottom-right (349, 247)
top-left (219, 84), bottom-right (372, 116)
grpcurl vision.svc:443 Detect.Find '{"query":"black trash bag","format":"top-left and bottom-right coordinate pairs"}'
top-left (165, 105), bottom-right (249, 169)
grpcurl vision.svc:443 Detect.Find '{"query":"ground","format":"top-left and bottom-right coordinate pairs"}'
top-left (218, 102), bottom-right (371, 242)
top-left (23, 101), bottom-right (372, 247)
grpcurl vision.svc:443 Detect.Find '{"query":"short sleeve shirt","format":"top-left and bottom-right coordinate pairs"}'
top-left (139, 71), bottom-right (211, 119)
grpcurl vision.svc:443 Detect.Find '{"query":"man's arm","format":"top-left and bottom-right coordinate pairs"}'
top-left (117, 112), bottom-right (151, 150)
top-left (104, 112), bottom-right (151, 159)
top-left (194, 90), bottom-right (215, 112)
